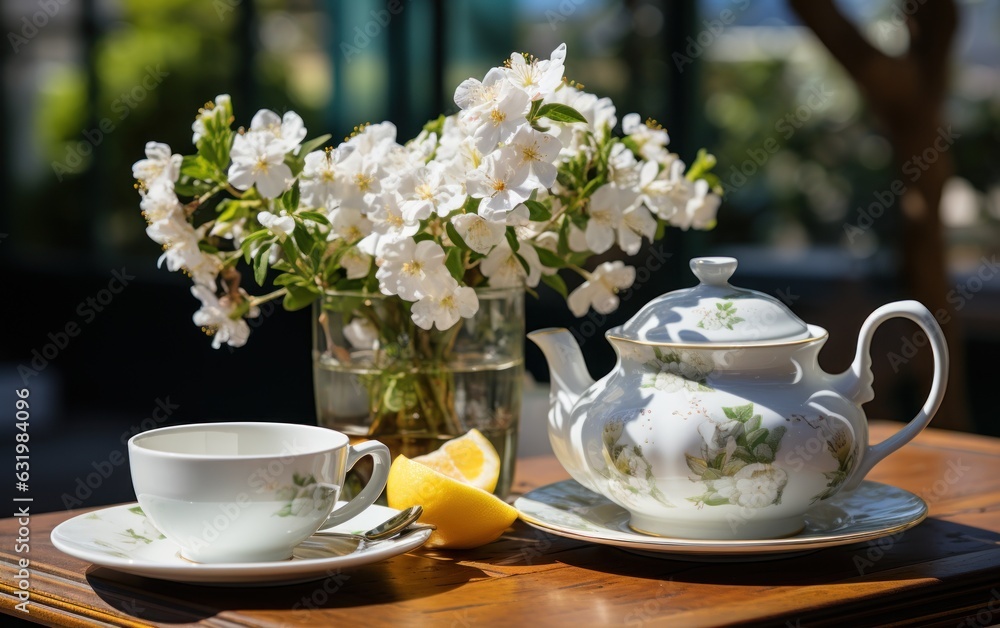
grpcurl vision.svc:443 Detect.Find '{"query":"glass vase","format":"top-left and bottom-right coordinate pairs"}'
top-left (312, 286), bottom-right (524, 497)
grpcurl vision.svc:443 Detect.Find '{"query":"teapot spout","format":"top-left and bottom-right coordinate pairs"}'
top-left (528, 328), bottom-right (596, 489)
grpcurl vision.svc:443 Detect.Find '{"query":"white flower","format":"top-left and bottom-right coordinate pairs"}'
top-left (366, 193), bottom-right (422, 243)
top-left (341, 246), bottom-right (372, 280)
top-left (257, 210), bottom-right (295, 241)
top-left (470, 83), bottom-right (530, 153)
top-left (637, 159), bottom-right (692, 222)
top-left (479, 240), bottom-right (541, 288)
top-left (466, 151), bottom-right (535, 219)
top-left (190, 285), bottom-right (253, 349)
top-left (506, 125), bottom-right (562, 188)
top-left (451, 213), bottom-right (506, 254)
top-left (139, 181), bottom-right (182, 223)
top-left (647, 358), bottom-right (708, 393)
top-left (375, 238), bottom-right (450, 300)
top-left (327, 207), bottom-right (372, 243)
top-left (192, 94), bottom-right (231, 145)
top-left (300, 147), bottom-right (350, 210)
top-left (618, 203), bottom-right (657, 255)
top-left (672, 179), bottom-right (721, 231)
top-left (567, 261), bottom-right (635, 317)
top-left (504, 43), bottom-right (566, 101)
top-left (454, 67), bottom-right (507, 111)
top-left (732, 464), bottom-right (787, 509)
top-left (228, 132), bottom-right (293, 199)
top-left (132, 142), bottom-right (181, 185)
top-left (585, 184), bottom-right (624, 254)
top-left (333, 148), bottom-right (384, 206)
top-left (397, 162), bottom-right (466, 219)
top-left (249, 109), bottom-right (307, 154)
top-left (411, 277), bottom-right (479, 331)
top-left (148, 217), bottom-right (221, 286)
top-left (623, 113), bottom-right (670, 162)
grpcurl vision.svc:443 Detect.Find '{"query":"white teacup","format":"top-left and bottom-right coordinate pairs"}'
top-left (128, 422), bottom-right (390, 563)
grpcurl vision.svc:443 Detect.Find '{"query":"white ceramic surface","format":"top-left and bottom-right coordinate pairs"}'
top-left (128, 422), bottom-right (390, 563)
top-left (50, 502), bottom-right (431, 585)
top-left (528, 256), bottom-right (948, 540)
top-left (514, 479), bottom-right (927, 558)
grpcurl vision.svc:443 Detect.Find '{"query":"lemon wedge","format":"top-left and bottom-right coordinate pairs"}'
top-left (412, 428), bottom-right (500, 493)
top-left (387, 454), bottom-right (518, 549)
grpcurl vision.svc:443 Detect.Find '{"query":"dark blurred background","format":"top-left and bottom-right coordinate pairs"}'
top-left (1, 0), bottom-right (997, 513)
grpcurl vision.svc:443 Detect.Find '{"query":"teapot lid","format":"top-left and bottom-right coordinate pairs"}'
top-left (612, 257), bottom-right (811, 344)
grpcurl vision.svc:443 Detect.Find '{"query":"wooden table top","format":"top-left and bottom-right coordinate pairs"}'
top-left (2, 421), bottom-right (999, 627)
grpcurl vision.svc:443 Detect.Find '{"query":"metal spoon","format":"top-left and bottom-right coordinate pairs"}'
top-left (318, 504), bottom-right (431, 541)
top-left (293, 506), bottom-right (433, 560)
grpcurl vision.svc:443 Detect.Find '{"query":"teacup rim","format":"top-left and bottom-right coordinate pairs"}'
top-left (128, 421), bottom-right (350, 460)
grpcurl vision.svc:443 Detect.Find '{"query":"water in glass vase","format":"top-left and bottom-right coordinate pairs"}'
top-left (314, 353), bottom-right (523, 497)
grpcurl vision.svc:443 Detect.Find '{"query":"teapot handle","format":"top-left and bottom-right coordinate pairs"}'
top-left (839, 300), bottom-right (949, 491)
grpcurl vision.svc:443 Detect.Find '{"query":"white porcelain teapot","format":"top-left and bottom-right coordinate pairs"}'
top-left (529, 257), bottom-right (948, 540)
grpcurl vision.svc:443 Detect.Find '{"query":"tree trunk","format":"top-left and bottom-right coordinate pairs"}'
top-left (789, 0), bottom-right (969, 430)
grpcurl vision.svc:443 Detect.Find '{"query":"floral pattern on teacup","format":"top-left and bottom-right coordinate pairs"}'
top-left (273, 473), bottom-right (334, 517)
top-left (88, 506), bottom-right (166, 558)
top-left (686, 403), bottom-right (789, 508)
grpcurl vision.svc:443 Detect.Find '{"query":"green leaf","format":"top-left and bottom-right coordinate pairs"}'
top-left (445, 221), bottom-right (468, 251)
top-left (746, 428), bottom-right (768, 449)
top-left (654, 218), bottom-right (667, 241)
top-left (422, 115), bottom-right (446, 136)
top-left (462, 195), bottom-right (481, 214)
top-left (281, 182), bottom-right (300, 213)
top-left (297, 211), bottom-right (330, 226)
top-left (297, 134), bottom-right (333, 157)
top-left (526, 99), bottom-right (543, 122)
top-left (557, 217), bottom-right (571, 256)
top-left (445, 248), bottom-right (465, 281)
top-left (514, 252), bottom-right (530, 275)
top-left (253, 250), bottom-right (269, 286)
top-left (523, 199), bottom-right (551, 221)
top-left (534, 245), bottom-right (566, 269)
top-left (173, 180), bottom-right (212, 197)
top-left (283, 284), bottom-right (320, 311)
top-left (273, 272), bottom-right (306, 287)
top-left (240, 230), bottom-right (271, 260)
top-left (766, 426), bottom-right (787, 453)
top-left (180, 155), bottom-right (217, 181)
top-left (505, 227), bottom-right (520, 252)
top-left (537, 103), bottom-right (588, 124)
top-left (685, 454), bottom-right (708, 476)
top-left (753, 443), bottom-right (775, 463)
top-left (686, 148), bottom-right (718, 183)
top-left (540, 272), bottom-right (568, 298)
top-left (704, 494), bottom-right (732, 507)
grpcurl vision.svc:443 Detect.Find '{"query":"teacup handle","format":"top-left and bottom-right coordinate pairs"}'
top-left (319, 440), bottom-right (391, 530)
top-left (840, 300), bottom-right (949, 491)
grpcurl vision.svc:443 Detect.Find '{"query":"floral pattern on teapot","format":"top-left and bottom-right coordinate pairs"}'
top-left (640, 348), bottom-right (714, 392)
top-left (695, 299), bottom-right (745, 331)
top-left (597, 414), bottom-right (675, 510)
top-left (686, 403), bottom-right (789, 509)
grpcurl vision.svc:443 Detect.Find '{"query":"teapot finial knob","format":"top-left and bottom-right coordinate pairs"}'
top-left (690, 257), bottom-right (737, 286)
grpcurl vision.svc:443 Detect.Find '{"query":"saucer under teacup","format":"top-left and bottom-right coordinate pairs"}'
top-left (514, 479), bottom-right (926, 561)
top-left (50, 502), bottom-right (431, 586)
